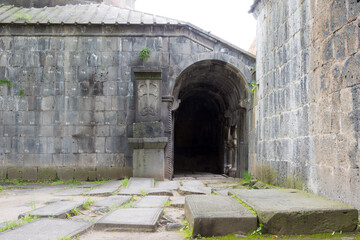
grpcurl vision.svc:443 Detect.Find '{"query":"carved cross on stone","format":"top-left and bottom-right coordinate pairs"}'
top-left (138, 80), bottom-right (159, 117)
top-left (134, 71), bottom-right (162, 122)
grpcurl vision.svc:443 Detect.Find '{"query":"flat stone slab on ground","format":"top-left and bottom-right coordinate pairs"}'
top-left (55, 187), bottom-right (88, 196)
top-left (185, 195), bottom-right (257, 237)
top-left (93, 196), bottom-right (132, 209)
top-left (230, 189), bottom-right (359, 234)
top-left (170, 197), bottom-right (185, 208)
top-left (134, 196), bottom-right (169, 208)
top-left (146, 189), bottom-right (173, 196)
top-left (0, 218), bottom-right (91, 240)
top-left (19, 201), bottom-right (82, 218)
top-left (178, 186), bottom-right (211, 195)
top-left (83, 180), bottom-right (121, 196)
top-left (126, 177), bottom-right (154, 189)
top-left (182, 180), bottom-right (206, 188)
top-left (155, 181), bottom-right (179, 190)
top-left (94, 208), bottom-right (163, 232)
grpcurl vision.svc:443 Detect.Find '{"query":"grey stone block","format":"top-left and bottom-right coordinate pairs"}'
top-left (185, 195), bottom-right (257, 237)
top-left (230, 189), bottom-right (358, 235)
top-left (37, 168), bottom-right (57, 181)
top-left (0, 218), bottom-right (91, 240)
top-left (19, 200), bottom-right (83, 218)
top-left (134, 196), bottom-right (169, 208)
top-left (94, 208), bottom-right (163, 232)
top-left (133, 122), bottom-right (164, 138)
top-left (84, 180), bottom-right (121, 196)
top-left (93, 195), bottom-right (132, 209)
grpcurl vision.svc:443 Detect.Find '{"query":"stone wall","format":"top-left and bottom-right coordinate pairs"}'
top-left (0, 22), bottom-right (255, 181)
top-left (251, 0), bottom-right (360, 209)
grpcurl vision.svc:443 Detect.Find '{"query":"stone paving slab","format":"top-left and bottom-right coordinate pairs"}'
top-left (146, 189), bottom-right (173, 196)
top-left (185, 195), bottom-right (257, 237)
top-left (118, 188), bottom-right (173, 196)
top-left (83, 180), bottom-right (121, 196)
top-left (118, 188), bottom-right (144, 195)
top-left (93, 196), bottom-right (132, 209)
top-left (0, 218), bottom-right (91, 240)
top-left (19, 201), bottom-right (83, 218)
top-left (126, 178), bottom-right (154, 189)
top-left (170, 197), bottom-right (185, 208)
top-left (213, 189), bottom-right (229, 196)
top-left (134, 196), bottom-right (169, 208)
top-left (55, 187), bottom-right (88, 196)
top-left (178, 186), bottom-right (211, 195)
top-left (94, 208), bottom-right (163, 232)
top-left (182, 180), bottom-right (206, 188)
top-left (155, 181), bottom-right (179, 190)
top-left (230, 189), bottom-right (359, 235)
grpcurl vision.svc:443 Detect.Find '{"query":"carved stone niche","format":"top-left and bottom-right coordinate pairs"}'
top-left (134, 71), bottom-right (162, 122)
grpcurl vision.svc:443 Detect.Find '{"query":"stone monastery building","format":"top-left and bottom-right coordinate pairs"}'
top-left (0, 0), bottom-right (359, 210)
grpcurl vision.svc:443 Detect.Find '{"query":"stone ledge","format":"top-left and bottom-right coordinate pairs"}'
top-left (128, 137), bottom-right (168, 149)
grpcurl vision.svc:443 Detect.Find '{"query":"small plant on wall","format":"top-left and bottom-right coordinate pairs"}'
top-left (0, 78), bottom-right (25, 97)
top-left (139, 47), bottom-right (151, 61)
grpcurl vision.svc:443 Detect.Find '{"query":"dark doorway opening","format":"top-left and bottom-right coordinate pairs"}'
top-left (174, 93), bottom-right (222, 174)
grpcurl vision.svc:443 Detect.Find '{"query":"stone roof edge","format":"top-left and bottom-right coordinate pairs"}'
top-left (0, 4), bottom-right (256, 60)
top-left (185, 22), bottom-right (256, 60)
top-left (249, 0), bottom-right (262, 13)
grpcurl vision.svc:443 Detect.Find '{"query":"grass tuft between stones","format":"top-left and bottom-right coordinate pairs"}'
top-left (0, 214), bottom-right (39, 232)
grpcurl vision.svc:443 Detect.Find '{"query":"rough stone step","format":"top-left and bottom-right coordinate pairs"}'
top-left (134, 196), bottom-right (169, 208)
top-left (126, 177), bottom-right (154, 189)
top-left (0, 218), bottom-right (91, 240)
top-left (229, 189), bottom-right (359, 235)
top-left (170, 197), bottom-right (185, 208)
top-left (94, 208), bottom-right (163, 232)
top-left (19, 201), bottom-right (83, 219)
top-left (185, 195), bottom-right (257, 237)
top-left (93, 195), bottom-right (132, 209)
top-left (83, 180), bottom-right (122, 196)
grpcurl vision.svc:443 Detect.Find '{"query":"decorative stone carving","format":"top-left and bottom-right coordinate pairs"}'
top-left (138, 80), bottom-right (159, 117)
top-left (134, 71), bottom-right (162, 122)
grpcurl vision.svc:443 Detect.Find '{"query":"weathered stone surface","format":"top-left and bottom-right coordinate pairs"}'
top-left (55, 187), bottom-right (88, 196)
top-left (178, 186), bottom-right (210, 195)
top-left (155, 181), bottom-right (179, 190)
top-left (94, 208), bottom-right (163, 232)
top-left (146, 189), bottom-right (173, 196)
top-left (133, 122), bottom-right (164, 138)
top-left (129, 138), bottom-right (168, 180)
top-left (0, 218), bottom-right (91, 240)
top-left (93, 195), bottom-right (132, 208)
top-left (134, 196), bottom-right (169, 208)
top-left (83, 180), bottom-right (121, 196)
top-left (166, 223), bottom-right (184, 231)
top-left (185, 195), bottom-right (257, 237)
top-left (19, 201), bottom-right (83, 218)
top-left (170, 197), bottom-right (185, 208)
top-left (126, 177), bottom-right (154, 189)
top-left (230, 189), bottom-right (358, 234)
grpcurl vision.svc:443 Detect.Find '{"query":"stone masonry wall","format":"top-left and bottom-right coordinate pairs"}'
top-left (252, 0), bottom-right (360, 209)
top-left (0, 30), bottom-right (213, 181)
top-left (0, 22), bottom-right (255, 181)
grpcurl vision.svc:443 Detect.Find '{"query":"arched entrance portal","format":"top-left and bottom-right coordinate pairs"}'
top-left (173, 60), bottom-right (249, 177)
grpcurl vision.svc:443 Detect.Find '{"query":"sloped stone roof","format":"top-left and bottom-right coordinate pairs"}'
top-left (0, 3), bottom-right (183, 25)
top-left (0, 3), bottom-right (255, 59)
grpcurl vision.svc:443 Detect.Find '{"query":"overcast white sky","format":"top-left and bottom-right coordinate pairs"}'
top-left (135, 0), bottom-right (257, 51)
